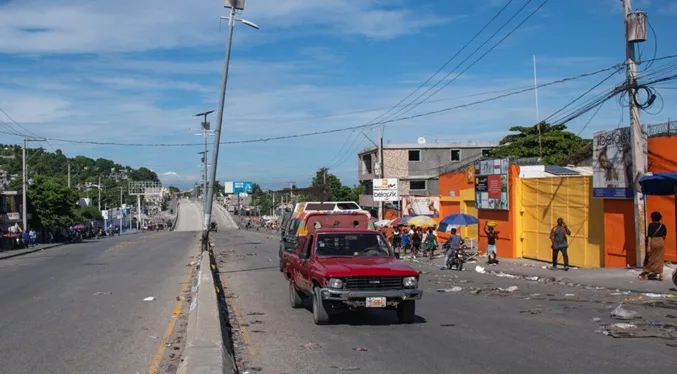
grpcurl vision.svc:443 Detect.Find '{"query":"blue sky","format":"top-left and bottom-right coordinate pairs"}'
top-left (1, 0), bottom-right (676, 190)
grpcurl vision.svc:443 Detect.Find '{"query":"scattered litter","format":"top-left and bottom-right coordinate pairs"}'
top-left (250, 320), bottom-right (264, 324)
top-left (301, 343), bottom-right (323, 350)
top-left (612, 323), bottom-right (637, 329)
top-left (593, 317), bottom-right (601, 322)
top-left (611, 304), bottom-right (640, 320)
top-left (505, 286), bottom-right (519, 293)
top-left (251, 330), bottom-right (265, 334)
top-left (440, 323), bottom-right (456, 327)
top-left (247, 312), bottom-right (265, 316)
top-left (352, 347), bottom-right (368, 352)
top-left (667, 315), bottom-right (676, 319)
top-left (494, 272), bottom-right (518, 279)
top-left (564, 294), bottom-right (575, 297)
top-left (329, 365), bottom-right (360, 371)
top-left (176, 296), bottom-right (181, 301)
top-left (93, 292), bottom-right (112, 296)
top-left (643, 293), bottom-right (667, 299)
top-left (149, 335), bottom-right (159, 339)
top-left (520, 309), bottom-right (542, 315)
top-left (541, 266), bottom-right (548, 269)
top-left (610, 293), bottom-right (622, 296)
top-left (475, 266), bottom-right (486, 274)
top-left (436, 287), bottom-right (463, 293)
top-left (526, 276), bottom-right (539, 281)
top-left (530, 293), bottom-right (541, 297)
top-left (667, 343), bottom-right (677, 348)
top-left (143, 297), bottom-right (155, 301)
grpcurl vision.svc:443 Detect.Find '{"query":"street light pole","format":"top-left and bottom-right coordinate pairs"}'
top-left (22, 138), bottom-right (46, 232)
top-left (203, 0), bottom-right (258, 250)
top-left (195, 110), bottom-right (214, 212)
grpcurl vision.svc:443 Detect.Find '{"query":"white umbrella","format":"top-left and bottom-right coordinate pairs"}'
top-left (374, 219), bottom-right (392, 228)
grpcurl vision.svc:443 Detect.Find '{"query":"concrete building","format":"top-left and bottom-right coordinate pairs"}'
top-left (357, 142), bottom-right (497, 210)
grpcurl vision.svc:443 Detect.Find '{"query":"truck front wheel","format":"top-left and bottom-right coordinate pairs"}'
top-left (289, 281), bottom-right (304, 309)
top-left (312, 287), bottom-right (330, 325)
top-left (397, 300), bottom-right (416, 324)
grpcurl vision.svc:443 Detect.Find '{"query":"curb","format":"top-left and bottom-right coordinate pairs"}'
top-left (0, 243), bottom-right (64, 261)
top-left (178, 252), bottom-right (234, 374)
top-left (170, 201), bottom-right (181, 232)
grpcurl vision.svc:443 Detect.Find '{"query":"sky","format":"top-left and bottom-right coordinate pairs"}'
top-left (1, 0), bottom-right (676, 190)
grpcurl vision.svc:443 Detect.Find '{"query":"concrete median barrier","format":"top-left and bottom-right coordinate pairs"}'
top-left (177, 252), bottom-right (235, 374)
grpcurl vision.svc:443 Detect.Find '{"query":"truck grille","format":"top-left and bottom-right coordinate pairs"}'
top-left (345, 276), bottom-right (403, 290)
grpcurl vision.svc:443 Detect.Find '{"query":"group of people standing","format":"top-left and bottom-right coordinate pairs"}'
top-left (390, 225), bottom-right (439, 259)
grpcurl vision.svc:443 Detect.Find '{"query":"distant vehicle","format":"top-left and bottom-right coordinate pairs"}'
top-left (283, 229), bottom-right (422, 325)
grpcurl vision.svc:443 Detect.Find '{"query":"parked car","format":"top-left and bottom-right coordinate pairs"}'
top-left (283, 228), bottom-right (422, 325)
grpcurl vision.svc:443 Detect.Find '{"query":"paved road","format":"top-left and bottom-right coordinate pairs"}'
top-left (212, 227), bottom-right (677, 374)
top-left (0, 221), bottom-right (199, 373)
top-left (175, 199), bottom-right (203, 232)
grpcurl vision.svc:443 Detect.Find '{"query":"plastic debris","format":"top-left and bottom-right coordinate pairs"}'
top-left (494, 272), bottom-right (518, 279)
top-left (329, 365), bottom-right (360, 371)
top-left (440, 323), bottom-right (456, 327)
top-left (353, 347), bottom-right (368, 352)
top-left (611, 304), bottom-right (640, 320)
top-left (301, 343), bottom-right (323, 350)
top-left (564, 294), bottom-right (575, 297)
top-left (612, 323), bottom-right (637, 329)
top-left (506, 286), bottom-right (519, 293)
top-left (93, 292), bottom-right (112, 296)
top-left (643, 293), bottom-right (667, 298)
top-left (520, 309), bottom-right (542, 314)
top-left (143, 297), bottom-right (155, 301)
top-left (666, 315), bottom-right (676, 319)
top-left (437, 287), bottom-right (463, 293)
top-left (527, 276), bottom-right (540, 281)
top-left (593, 317), bottom-right (601, 322)
top-left (475, 266), bottom-right (486, 274)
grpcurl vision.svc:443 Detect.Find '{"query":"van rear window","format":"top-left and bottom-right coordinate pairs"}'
top-left (304, 203), bottom-right (335, 211)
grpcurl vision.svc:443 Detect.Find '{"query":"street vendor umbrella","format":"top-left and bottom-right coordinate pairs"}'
top-left (390, 216), bottom-right (410, 227)
top-left (441, 213), bottom-right (479, 226)
top-left (72, 223), bottom-right (86, 230)
top-left (407, 215), bottom-right (437, 228)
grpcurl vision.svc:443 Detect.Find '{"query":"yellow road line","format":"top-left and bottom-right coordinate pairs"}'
top-left (221, 275), bottom-right (258, 356)
top-left (148, 242), bottom-right (200, 374)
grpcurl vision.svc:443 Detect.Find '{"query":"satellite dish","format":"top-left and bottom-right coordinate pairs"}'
top-left (417, 137), bottom-right (427, 145)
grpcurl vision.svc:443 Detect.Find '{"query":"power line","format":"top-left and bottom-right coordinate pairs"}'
top-left (385, 0), bottom-right (543, 122)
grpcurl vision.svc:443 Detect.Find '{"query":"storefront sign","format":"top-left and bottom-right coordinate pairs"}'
top-left (401, 196), bottom-right (440, 218)
top-left (474, 158), bottom-right (509, 210)
top-left (372, 178), bottom-right (399, 202)
top-left (592, 127), bottom-right (647, 198)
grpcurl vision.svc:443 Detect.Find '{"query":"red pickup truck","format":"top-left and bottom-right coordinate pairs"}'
top-left (283, 228), bottom-right (423, 325)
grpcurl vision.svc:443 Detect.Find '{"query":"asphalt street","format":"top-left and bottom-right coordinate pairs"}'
top-left (212, 226), bottom-right (677, 374)
top-left (0, 202), bottom-right (201, 374)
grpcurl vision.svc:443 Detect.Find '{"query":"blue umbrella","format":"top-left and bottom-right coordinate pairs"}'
top-left (440, 213), bottom-right (479, 226)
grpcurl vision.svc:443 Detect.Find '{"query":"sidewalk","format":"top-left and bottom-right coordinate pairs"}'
top-left (407, 254), bottom-right (676, 295)
top-left (0, 242), bottom-right (64, 260)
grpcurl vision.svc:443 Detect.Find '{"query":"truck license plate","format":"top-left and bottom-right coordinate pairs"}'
top-left (366, 297), bottom-right (386, 308)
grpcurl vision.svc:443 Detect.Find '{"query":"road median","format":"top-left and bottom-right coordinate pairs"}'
top-left (178, 247), bottom-right (236, 374)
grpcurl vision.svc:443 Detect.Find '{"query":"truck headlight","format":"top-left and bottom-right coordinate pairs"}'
top-left (328, 278), bottom-right (343, 289)
top-left (403, 276), bottom-right (418, 288)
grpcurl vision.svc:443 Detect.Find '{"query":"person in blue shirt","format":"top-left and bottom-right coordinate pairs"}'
top-left (400, 226), bottom-right (410, 256)
top-left (441, 228), bottom-right (464, 270)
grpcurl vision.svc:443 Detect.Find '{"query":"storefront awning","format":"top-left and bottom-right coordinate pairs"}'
top-left (639, 172), bottom-right (677, 196)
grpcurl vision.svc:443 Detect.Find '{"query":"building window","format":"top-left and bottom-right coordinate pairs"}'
top-left (482, 149), bottom-right (491, 157)
top-left (362, 154), bottom-right (372, 174)
top-left (409, 180), bottom-right (426, 190)
top-left (451, 149), bottom-right (461, 162)
top-left (408, 150), bottom-right (420, 162)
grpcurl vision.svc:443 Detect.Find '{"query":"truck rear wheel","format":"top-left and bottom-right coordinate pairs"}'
top-left (397, 300), bottom-right (416, 324)
top-left (312, 287), bottom-right (330, 325)
top-left (289, 281), bottom-right (304, 309)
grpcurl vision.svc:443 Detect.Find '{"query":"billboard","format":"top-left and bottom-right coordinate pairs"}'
top-left (475, 158), bottom-right (509, 210)
top-left (372, 178), bottom-right (399, 202)
top-left (233, 181), bottom-right (253, 194)
top-left (224, 181), bottom-right (234, 194)
top-left (592, 127), bottom-right (647, 199)
top-left (402, 196), bottom-right (440, 218)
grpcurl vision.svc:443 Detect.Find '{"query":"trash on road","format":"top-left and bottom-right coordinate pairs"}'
top-left (475, 266), bottom-right (486, 274)
top-left (666, 315), bottom-right (676, 319)
top-left (143, 296), bottom-right (155, 301)
top-left (612, 323), bottom-right (637, 329)
top-left (352, 347), bottom-right (368, 352)
top-left (505, 286), bottom-right (518, 293)
top-left (520, 309), bottom-right (542, 315)
top-left (93, 292), bottom-right (112, 296)
top-left (564, 294), bottom-right (575, 297)
top-left (593, 317), bottom-right (602, 322)
top-left (440, 323), bottom-right (456, 327)
top-left (301, 343), bottom-right (323, 350)
top-left (526, 276), bottom-right (539, 281)
top-left (436, 287), bottom-right (463, 293)
top-left (643, 293), bottom-right (668, 299)
top-left (611, 304), bottom-right (640, 320)
top-left (329, 365), bottom-right (360, 371)
top-left (494, 272), bottom-right (518, 279)
top-left (247, 312), bottom-right (265, 316)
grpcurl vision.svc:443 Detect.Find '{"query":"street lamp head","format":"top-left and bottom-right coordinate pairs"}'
top-left (238, 18), bottom-right (259, 29)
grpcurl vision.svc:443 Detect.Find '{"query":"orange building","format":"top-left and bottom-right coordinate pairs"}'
top-left (603, 133), bottom-right (677, 267)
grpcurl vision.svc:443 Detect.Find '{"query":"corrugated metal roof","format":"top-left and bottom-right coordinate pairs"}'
top-left (359, 142), bottom-right (498, 154)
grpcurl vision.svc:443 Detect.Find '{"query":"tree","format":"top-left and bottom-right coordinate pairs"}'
top-left (167, 186), bottom-right (181, 193)
top-left (312, 168), bottom-right (345, 201)
top-left (489, 122), bottom-right (588, 165)
top-left (77, 206), bottom-right (104, 221)
top-left (128, 167), bottom-right (159, 182)
top-left (28, 175), bottom-right (79, 228)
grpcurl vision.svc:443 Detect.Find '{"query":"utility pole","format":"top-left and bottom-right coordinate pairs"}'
top-left (195, 110), bottom-right (214, 212)
top-left (120, 187), bottom-right (124, 231)
top-left (623, 0), bottom-right (648, 266)
top-left (98, 175), bottom-right (101, 212)
top-left (378, 127), bottom-right (385, 220)
top-left (533, 55), bottom-right (543, 161)
top-left (67, 162), bottom-right (71, 188)
top-left (203, 0), bottom-right (258, 250)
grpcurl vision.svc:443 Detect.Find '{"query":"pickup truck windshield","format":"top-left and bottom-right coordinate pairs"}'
top-left (316, 233), bottom-right (391, 257)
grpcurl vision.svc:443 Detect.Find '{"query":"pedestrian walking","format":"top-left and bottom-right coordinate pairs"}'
top-left (550, 217), bottom-right (571, 271)
top-left (484, 222), bottom-right (500, 265)
top-left (640, 211), bottom-right (667, 281)
top-left (411, 227), bottom-right (422, 258)
top-left (401, 226), bottom-right (410, 256)
top-left (425, 227), bottom-right (438, 258)
top-left (29, 229), bottom-right (37, 247)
